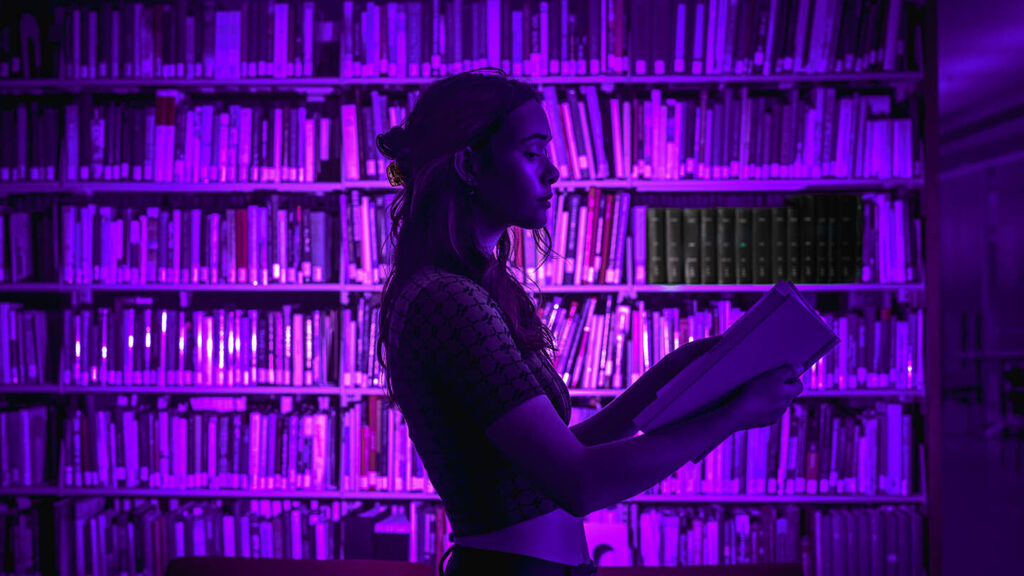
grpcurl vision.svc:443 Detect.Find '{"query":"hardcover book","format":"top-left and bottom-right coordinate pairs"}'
top-left (633, 279), bottom-right (839, 433)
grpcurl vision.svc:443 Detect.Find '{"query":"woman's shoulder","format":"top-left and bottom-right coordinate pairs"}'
top-left (391, 266), bottom-right (490, 323)
top-left (404, 265), bottom-right (490, 303)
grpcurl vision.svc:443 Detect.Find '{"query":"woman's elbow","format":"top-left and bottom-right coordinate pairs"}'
top-left (563, 454), bottom-right (595, 517)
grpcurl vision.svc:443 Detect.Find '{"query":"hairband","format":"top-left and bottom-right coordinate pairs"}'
top-left (386, 161), bottom-right (406, 187)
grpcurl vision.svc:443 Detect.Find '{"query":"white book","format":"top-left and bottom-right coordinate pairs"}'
top-left (609, 98), bottom-right (623, 179)
top-left (763, 0), bottom-right (779, 74)
top-left (622, 100), bottom-right (632, 179)
top-left (217, 111), bottom-right (229, 182)
top-left (215, 11), bottom-right (229, 77)
top-left (559, 102), bottom-right (581, 180)
top-left (692, 2), bottom-right (706, 75)
top-left (577, 99), bottom-right (598, 184)
top-left (512, 10), bottom-right (523, 77)
top-left (581, 85), bottom-right (609, 179)
top-left (883, 0), bottom-right (904, 71)
top-left (340, 104), bottom-right (360, 180)
top-left (81, 204), bottom-right (95, 284)
top-left (674, 4), bottom-right (686, 73)
top-left (539, 86), bottom-right (570, 179)
top-left (239, 107), bottom-right (253, 183)
top-left (209, 213), bottom-right (221, 284)
top-left (633, 280), bottom-right (839, 433)
top-left (303, 3), bottom-right (315, 76)
top-left (274, 3), bottom-right (290, 78)
top-left (367, 2), bottom-right (382, 77)
top-left (87, 10), bottom-right (98, 78)
top-left (247, 205), bottom-right (258, 285)
top-left (303, 113), bottom-right (315, 183)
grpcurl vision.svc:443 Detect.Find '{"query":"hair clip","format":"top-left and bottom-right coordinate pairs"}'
top-left (386, 161), bottom-right (406, 187)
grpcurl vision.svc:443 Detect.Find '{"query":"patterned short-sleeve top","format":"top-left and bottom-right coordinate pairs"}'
top-left (387, 265), bottom-right (572, 537)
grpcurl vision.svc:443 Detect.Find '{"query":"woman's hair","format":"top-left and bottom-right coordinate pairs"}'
top-left (374, 68), bottom-right (558, 406)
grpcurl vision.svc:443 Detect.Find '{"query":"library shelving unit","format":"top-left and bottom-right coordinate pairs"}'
top-left (0, 1), bottom-right (939, 575)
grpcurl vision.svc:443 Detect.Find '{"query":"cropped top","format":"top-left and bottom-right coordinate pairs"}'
top-left (386, 265), bottom-right (572, 537)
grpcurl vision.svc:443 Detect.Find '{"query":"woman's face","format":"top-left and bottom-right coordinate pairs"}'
top-left (472, 100), bottom-right (561, 241)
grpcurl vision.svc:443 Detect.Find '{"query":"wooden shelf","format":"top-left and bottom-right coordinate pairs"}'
top-left (0, 178), bottom-right (923, 195)
top-left (0, 282), bottom-right (924, 295)
top-left (0, 384), bottom-right (924, 400)
top-left (0, 486), bottom-right (925, 505)
top-left (0, 486), bottom-right (61, 497)
top-left (0, 72), bottom-right (924, 93)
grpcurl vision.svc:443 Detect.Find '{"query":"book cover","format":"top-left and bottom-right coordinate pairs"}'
top-left (633, 279), bottom-right (839, 432)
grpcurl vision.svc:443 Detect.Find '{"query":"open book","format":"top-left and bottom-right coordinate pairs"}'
top-left (632, 280), bottom-right (840, 433)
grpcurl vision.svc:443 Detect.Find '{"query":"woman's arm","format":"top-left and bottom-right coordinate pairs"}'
top-left (487, 391), bottom-right (744, 517)
top-left (486, 363), bottom-right (799, 518)
top-left (569, 335), bottom-right (722, 446)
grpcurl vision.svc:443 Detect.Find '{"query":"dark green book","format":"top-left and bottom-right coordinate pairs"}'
top-left (771, 206), bottom-right (788, 283)
top-left (752, 207), bottom-right (772, 284)
top-left (816, 195), bottom-right (832, 283)
top-left (716, 207), bottom-right (736, 284)
top-left (683, 208), bottom-right (701, 284)
top-left (700, 209), bottom-right (718, 284)
top-left (798, 195), bottom-right (817, 282)
top-left (733, 207), bottom-right (751, 284)
top-left (646, 207), bottom-right (666, 284)
top-left (665, 208), bottom-right (684, 284)
top-left (786, 203), bottom-right (801, 282)
top-left (837, 195), bottom-right (862, 282)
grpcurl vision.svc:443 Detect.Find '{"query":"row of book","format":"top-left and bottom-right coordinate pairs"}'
top-left (627, 0), bottom-right (923, 77)
top-left (7, 284), bottom-right (922, 392)
top-left (521, 190), bottom-right (919, 287)
top-left (58, 397), bottom-right (343, 491)
top-left (3, 395), bottom-right (919, 497)
top-left (0, 86), bottom-right (920, 184)
top-left (14, 188), bottom-right (918, 288)
top-left (642, 193), bottom-right (921, 286)
top-left (0, 497), bottom-right (922, 575)
top-left (3, 192), bottom-right (353, 285)
top-left (53, 195), bottom-right (344, 286)
top-left (58, 303), bottom-right (367, 389)
top-left (0, 406), bottom-right (50, 488)
top-left (62, 94), bottom-right (344, 185)
top-left (540, 291), bottom-right (924, 393)
top-left (632, 504), bottom-right (924, 574)
top-left (3, 0), bottom-right (924, 81)
top-left (647, 402), bottom-right (920, 497)
top-left (3, 283), bottom-right (922, 392)
top-left (534, 85), bottom-right (919, 183)
top-left (4, 498), bottom-right (450, 576)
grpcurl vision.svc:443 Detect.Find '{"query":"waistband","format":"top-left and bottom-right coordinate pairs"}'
top-left (439, 544), bottom-right (597, 576)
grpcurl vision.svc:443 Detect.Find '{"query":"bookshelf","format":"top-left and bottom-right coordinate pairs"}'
top-left (0, 0), bottom-right (936, 574)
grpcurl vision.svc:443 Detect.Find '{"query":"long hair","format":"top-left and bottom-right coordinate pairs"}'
top-left (374, 68), bottom-right (558, 406)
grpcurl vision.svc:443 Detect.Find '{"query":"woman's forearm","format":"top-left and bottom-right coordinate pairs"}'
top-left (575, 402), bottom-right (742, 516)
top-left (569, 336), bottom-right (721, 446)
top-left (568, 399), bottom-right (638, 446)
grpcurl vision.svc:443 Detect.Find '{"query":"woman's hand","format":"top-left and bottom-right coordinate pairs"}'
top-left (726, 364), bottom-right (803, 430)
top-left (625, 335), bottom-right (724, 399)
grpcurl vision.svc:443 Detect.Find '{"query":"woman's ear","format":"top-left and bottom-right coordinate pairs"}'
top-left (452, 146), bottom-right (478, 187)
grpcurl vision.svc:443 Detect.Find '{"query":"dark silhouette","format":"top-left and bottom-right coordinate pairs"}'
top-left (374, 69), bottom-right (802, 576)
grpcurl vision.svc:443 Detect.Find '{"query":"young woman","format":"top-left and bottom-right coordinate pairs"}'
top-left (374, 69), bottom-right (803, 576)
